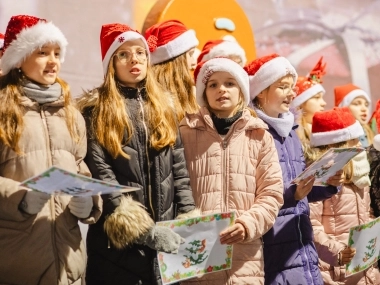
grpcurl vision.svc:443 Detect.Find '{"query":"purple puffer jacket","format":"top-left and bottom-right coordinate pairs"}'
top-left (263, 124), bottom-right (338, 285)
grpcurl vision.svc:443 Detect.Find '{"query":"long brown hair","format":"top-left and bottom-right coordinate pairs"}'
top-left (77, 56), bottom-right (178, 159)
top-left (151, 53), bottom-right (199, 121)
top-left (0, 69), bottom-right (79, 154)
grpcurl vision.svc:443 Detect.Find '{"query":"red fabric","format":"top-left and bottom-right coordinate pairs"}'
top-left (197, 39), bottom-right (224, 63)
top-left (3, 15), bottom-right (46, 51)
top-left (144, 20), bottom-right (188, 52)
top-left (295, 56), bottom-right (326, 95)
top-left (243, 53), bottom-right (279, 76)
top-left (312, 107), bottom-right (356, 134)
top-left (0, 33), bottom-right (4, 50)
top-left (334, 83), bottom-right (361, 107)
top-left (371, 100), bottom-right (380, 133)
top-left (194, 60), bottom-right (207, 83)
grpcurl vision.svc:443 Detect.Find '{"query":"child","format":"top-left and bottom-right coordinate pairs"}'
top-left (179, 57), bottom-right (284, 284)
top-left (307, 107), bottom-right (380, 284)
top-left (144, 20), bottom-right (199, 121)
top-left (245, 53), bottom-right (342, 285)
top-left (0, 15), bottom-right (101, 284)
top-left (76, 23), bottom-right (197, 285)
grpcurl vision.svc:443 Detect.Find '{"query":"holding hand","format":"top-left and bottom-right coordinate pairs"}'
top-left (20, 190), bottom-right (51, 215)
top-left (220, 222), bottom-right (246, 245)
top-left (327, 170), bottom-right (344, 187)
top-left (339, 247), bottom-right (356, 265)
top-left (68, 196), bottom-right (93, 218)
top-left (294, 175), bottom-right (315, 200)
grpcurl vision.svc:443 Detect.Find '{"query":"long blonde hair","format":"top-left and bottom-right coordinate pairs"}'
top-left (77, 56), bottom-right (178, 159)
top-left (363, 123), bottom-right (374, 145)
top-left (151, 53), bottom-right (199, 121)
top-left (0, 69), bottom-right (79, 154)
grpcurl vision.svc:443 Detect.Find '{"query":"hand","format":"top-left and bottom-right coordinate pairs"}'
top-left (68, 196), bottom-right (93, 218)
top-left (327, 170), bottom-right (344, 187)
top-left (294, 175), bottom-right (315, 200)
top-left (220, 222), bottom-right (246, 245)
top-left (20, 190), bottom-right (51, 215)
top-left (339, 247), bottom-right (356, 265)
top-left (136, 225), bottom-right (185, 254)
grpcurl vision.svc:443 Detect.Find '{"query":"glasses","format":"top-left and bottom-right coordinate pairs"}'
top-left (278, 85), bottom-right (299, 96)
top-left (114, 49), bottom-right (148, 64)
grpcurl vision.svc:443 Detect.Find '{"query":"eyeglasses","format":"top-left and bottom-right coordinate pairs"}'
top-left (278, 85), bottom-right (299, 96)
top-left (114, 49), bottom-right (148, 64)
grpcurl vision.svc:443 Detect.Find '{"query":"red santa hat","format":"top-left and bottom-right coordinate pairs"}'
top-left (194, 57), bottom-right (250, 107)
top-left (1, 15), bottom-right (67, 75)
top-left (310, 107), bottom-right (364, 147)
top-left (197, 39), bottom-right (247, 66)
top-left (100, 23), bottom-right (149, 75)
top-left (292, 57), bottom-right (326, 108)
top-left (334, 83), bottom-right (372, 108)
top-left (144, 20), bottom-right (198, 65)
top-left (0, 33), bottom-right (4, 50)
top-left (244, 53), bottom-right (297, 100)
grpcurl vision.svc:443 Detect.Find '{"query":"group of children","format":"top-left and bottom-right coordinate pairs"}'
top-left (0, 14), bottom-right (379, 285)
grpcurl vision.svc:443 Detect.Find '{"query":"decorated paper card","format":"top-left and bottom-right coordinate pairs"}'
top-left (345, 217), bottom-right (380, 277)
top-left (292, 147), bottom-right (364, 186)
top-left (156, 212), bottom-right (235, 284)
top-left (20, 166), bottom-right (139, 196)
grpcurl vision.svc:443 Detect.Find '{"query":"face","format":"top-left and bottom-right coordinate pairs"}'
top-left (205, 71), bottom-right (241, 118)
top-left (301, 91), bottom-right (326, 124)
top-left (20, 43), bottom-right (61, 85)
top-left (113, 39), bottom-right (148, 88)
top-left (185, 47), bottom-right (196, 70)
top-left (347, 138), bottom-right (360, 147)
top-left (348, 96), bottom-right (369, 124)
top-left (257, 75), bottom-right (295, 118)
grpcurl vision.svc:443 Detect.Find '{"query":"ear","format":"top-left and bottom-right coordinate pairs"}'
top-left (256, 90), bottom-right (266, 99)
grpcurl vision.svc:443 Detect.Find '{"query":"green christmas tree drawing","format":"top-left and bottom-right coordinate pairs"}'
top-left (182, 239), bottom-right (208, 268)
top-left (363, 237), bottom-right (377, 262)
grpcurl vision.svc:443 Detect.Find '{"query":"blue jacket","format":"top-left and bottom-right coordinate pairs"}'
top-left (263, 124), bottom-right (337, 285)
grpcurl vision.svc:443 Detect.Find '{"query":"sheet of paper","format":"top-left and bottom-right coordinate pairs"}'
top-left (292, 147), bottom-right (364, 186)
top-left (345, 217), bottom-right (380, 277)
top-left (20, 166), bottom-right (139, 196)
top-left (156, 212), bottom-right (235, 284)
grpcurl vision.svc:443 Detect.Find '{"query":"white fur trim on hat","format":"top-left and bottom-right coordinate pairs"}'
top-left (102, 31), bottom-right (149, 75)
top-left (310, 120), bottom-right (364, 147)
top-left (196, 57), bottom-right (250, 107)
top-left (248, 57), bottom-right (297, 100)
top-left (1, 21), bottom-right (67, 75)
top-left (291, 83), bottom-right (325, 108)
top-left (202, 40), bottom-right (247, 66)
top-left (151, 30), bottom-right (198, 65)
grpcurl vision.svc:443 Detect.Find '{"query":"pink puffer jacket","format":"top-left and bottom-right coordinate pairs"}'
top-left (179, 107), bottom-right (284, 285)
top-left (310, 183), bottom-right (380, 285)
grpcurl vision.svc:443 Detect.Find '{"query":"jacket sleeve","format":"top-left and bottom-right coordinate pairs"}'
top-left (0, 177), bottom-right (29, 221)
top-left (369, 146), bottom-right (380, 217)
top-left (236, 129), bottom-right (284, 242)
top-left (172, 132), bottom-right (196, 215)
top-left (309, 201), bottom-right (346, 266)
top-left (307, 185), bottom-right (338, 202)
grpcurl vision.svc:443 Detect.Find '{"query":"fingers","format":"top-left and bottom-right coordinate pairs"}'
top-left (220, 223), bottom-right (246, 245)
top-left (68, 196), bottom-right (93, 218)
top-left (295, 175), bottom-right (314, 200)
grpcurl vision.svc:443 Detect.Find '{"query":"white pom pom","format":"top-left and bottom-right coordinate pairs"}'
top-left (374, 134), bottom-right (380, 151)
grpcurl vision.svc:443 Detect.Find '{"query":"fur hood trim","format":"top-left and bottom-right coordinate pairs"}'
top-left (175, 208), bottom-right (202, 220)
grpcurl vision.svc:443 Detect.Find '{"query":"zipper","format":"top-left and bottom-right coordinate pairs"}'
top-left (137, 89), bottom-right (155, 220)
top-left (222, 139), bottom-right (228, 211)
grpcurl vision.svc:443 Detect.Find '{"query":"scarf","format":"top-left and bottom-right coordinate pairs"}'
top-left (211, 111), bottom-right (243, 135)
top-left (254, 108), bottom-right (295, 137)
top-left (351, 150), bottom-right (371, 188)
top-left (22, 80), bottom-right (62, 104)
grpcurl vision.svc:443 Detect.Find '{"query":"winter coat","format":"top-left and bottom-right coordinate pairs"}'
top-left (0, 96), bottom-right (101, 285)
top-left (262, 122), bottom-right (338, 285)
top-left (83, 87), bottom-right (196, 285)
top-left (179, 107), bottom-right (284, 285)
top-left (310, 183), bottom-right (380, 285)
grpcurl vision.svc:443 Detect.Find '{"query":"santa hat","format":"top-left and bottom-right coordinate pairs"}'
top-left (194, 57), bottom-right (249, 107)
top-left (0, 33), bottom-right (4, 50)
top-left (144, 20), bottom-right (198, 65)
top-left (100, 23), bottom-right (149, 75)
top-left (310, 107), bottom-right (364, 147)
top-left (197, 39), bottom-right (247, 65)
top-left (334, 83), bottom-right (372, 108)
top-left (244, 54), bottom-right (297, 100)
top-left (292, 57), bottom-right (326, 108)
top-left (1, 15), bottom-right (67, 76)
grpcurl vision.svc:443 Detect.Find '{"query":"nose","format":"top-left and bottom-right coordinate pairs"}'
top-left (47, 51), bottom-right (58, 64)
top-left (130, 52), bottom-right (138, 64)
top-left (321, 98), bottom-right (327, 106)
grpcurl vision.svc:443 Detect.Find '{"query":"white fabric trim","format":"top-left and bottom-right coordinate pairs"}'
top-left (0, 38), bottom-right (4, 49)
top-left (310, 120), bottom-right (364, 147)
top-left (248, 57), bottom-right (298, 99)
top-left (291, 84), bottom-right (325, 108)
top-left (196, 57), bottom-right (249, 107)
top-left (1, 21), bottom-right (67, 75)
top-left (150, 30), bottom-right (198, 65)
top-left (102, 31), bottom-right (149, 75)
top-left (201, 40), bottom-right (247, 66)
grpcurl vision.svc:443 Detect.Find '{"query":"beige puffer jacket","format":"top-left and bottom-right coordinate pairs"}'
top-left (310, 183), bottom-right (380, 285)
top-left (0, 96), bottom-right (102, 285)
top-left (179, 107), bottom-right (284, 285)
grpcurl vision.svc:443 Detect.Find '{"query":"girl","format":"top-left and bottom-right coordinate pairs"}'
top-left (245, 53), bottom-right (342, 285)
top-left (334, 83), bottom-right (375, 147)
top-left (144, 20), bottom-right (199, 121)
top-left (179, 57), bottom-right (284, 284)
top-left (77, 23), bottom-right (197, 285)
top-left (0, 15), bottom-right (101, 285)
top-left (307, 107), bottom-right (380, 284)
